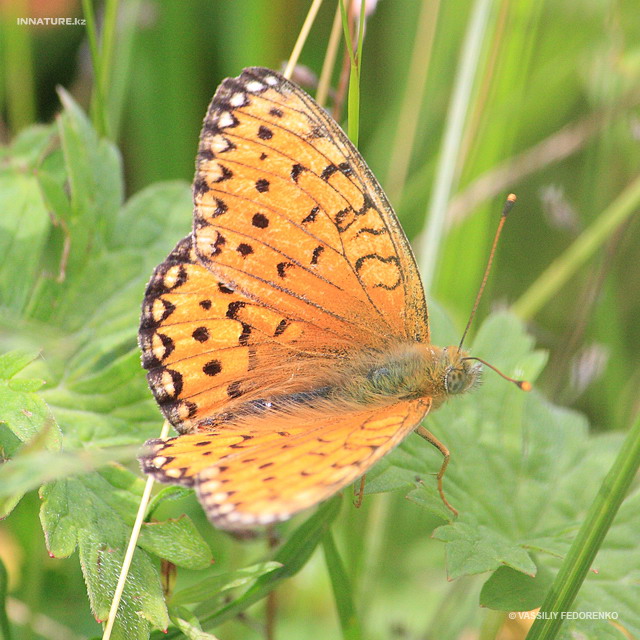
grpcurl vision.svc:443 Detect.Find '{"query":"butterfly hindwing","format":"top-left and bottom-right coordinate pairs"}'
top-left (140, 235), bottom-right (357, 432)
top-left (141, 398), bottom-right (431, 529)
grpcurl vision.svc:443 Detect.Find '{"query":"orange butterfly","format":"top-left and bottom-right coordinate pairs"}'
top-left (138, 67), bottom-right (482, 530)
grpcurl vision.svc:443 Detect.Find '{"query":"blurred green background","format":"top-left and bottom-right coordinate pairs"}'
top-left (1, 0), bottom-right (639, 638)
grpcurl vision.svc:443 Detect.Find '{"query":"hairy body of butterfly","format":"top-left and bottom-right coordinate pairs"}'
top-left (139, 67), bottom-right (481, 530)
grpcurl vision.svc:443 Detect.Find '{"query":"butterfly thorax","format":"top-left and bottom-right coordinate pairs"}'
top-left (337, 343), bottom-right (481, 409)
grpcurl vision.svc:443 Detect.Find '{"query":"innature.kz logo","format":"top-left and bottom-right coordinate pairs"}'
top-left (17, 17), bottom-right (86, 26)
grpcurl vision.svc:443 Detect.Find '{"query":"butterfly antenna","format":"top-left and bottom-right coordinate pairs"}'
top-left (458, 194), bottom-right (517, 352)
top-left (457, 195), bottom-right (530, 392)
top-left (462, 356), bottom-right (531, 391)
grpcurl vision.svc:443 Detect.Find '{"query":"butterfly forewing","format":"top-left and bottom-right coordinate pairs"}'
top-left (193, 67), bottom-right (429, 344)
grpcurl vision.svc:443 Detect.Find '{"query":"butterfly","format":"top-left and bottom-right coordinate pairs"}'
top-left (138, 67), bottom-right (482, 530)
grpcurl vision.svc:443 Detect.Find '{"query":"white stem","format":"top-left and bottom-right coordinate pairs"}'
top-left (283, 0), bottom-right (325, 80)
top-left (102, 420), bottom-right (171, 640)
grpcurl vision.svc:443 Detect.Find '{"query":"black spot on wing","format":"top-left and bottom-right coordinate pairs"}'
top-left (239, 323), bottom-right (252, 346)
top-left (255, 179), bottom-right (270, 193)
top-left (192, 327), bottom-right (209, 343)
top-left (291, 163), bottom-right (306, 182)
top-left (193, 177), bottom-right (210, 195)
top-left (252, 213), bottom-right (269, 228)
top-left (203, 360), bottom-right (222, 376)
top-left (226, 301), bottom-right (246, 319)
top-left (321, 164), bottom-right (338, 181)
top-left (257, 125), bottom-right (273, 140)
top-left (310, 246), bottom-right (324, 265)
top-left (302, 206), bottom-right (319, 224)
top-left (274, 319), bottom-right (289, 337)
top-left (236, 243), bottom-right (254, 257)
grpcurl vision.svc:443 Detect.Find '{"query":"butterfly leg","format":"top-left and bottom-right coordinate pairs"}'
top-left (353, 475), bottom-right (367, 508)
top-left (415, 426), bottom-right (458, 517)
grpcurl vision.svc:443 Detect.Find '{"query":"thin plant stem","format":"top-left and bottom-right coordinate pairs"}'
top-left (317, 3), bottom-right (343, 107)
top-left (526, 412), bottom-right (640, 640)
top-left (101, 420), bottom-right (171, 640)
top-left (81, 0), bottom-right (108, 137)
top-left (512, 174), bottom-right (640, 320)
top-left (98, 0), bottom-right (119, 119)
top-left (416, 0), bottom-right (494, 294)
top-left (338, 0), bottom-right (365, 145)
top-left (338, 0), bottom-right (356, 67)
top-left (283, 0), bottom-right (325, 80)
top-left (386, 0), bottom-right (441, 204)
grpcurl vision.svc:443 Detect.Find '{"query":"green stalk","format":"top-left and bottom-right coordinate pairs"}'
top-left (513, 174), bottom-right (640, 320)
top-left (82, 0), bottom-right (120, 138)
top-left (322, 530), bottom-right (362, 640)
top-left (1, 0), bottom-right (36, 132)
top-left (0, 556), bottom-right (12, 640)
top-left (526, 413), bottom-right (640, 640)
top-left (338, 0), bottom-right (362, 145)
top-left (81, 0), bottom-right (107, 136)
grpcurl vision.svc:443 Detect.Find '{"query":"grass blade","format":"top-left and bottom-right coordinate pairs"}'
top-left (416, 0), bottom-right (494, 293)
top-left (323, 530), bottom-right (362, 640)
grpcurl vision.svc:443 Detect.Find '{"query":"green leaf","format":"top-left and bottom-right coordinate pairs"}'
top-left (138, 517), bottom-right (213, 571)
top-left (39, 466), bottom-right (170, 636)
top-left (0, 351), bottom-right (40, 379)
top-left (0, 446), bottom-right (137, 498)
top-left (0, 350), bottom-right (61, 450)
top-left (480, 565), bottom-right (553, 611)
top-left (147, 486), bottom-right (194, 518)
top-left (0, 173), bottom-right (51, 313)
top-left (323, 530), bottom-right (362, 640)
top-left (57, 87), bottom-right (123, 241)
top-left (169, 607), bottom-right (221, 640)
top-left (434, 522), bottom-right (537, 579)
top-left (0, 123), bottom-right (56, 169)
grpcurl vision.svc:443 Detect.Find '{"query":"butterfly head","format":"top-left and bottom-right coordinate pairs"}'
top-left (441, 347), bottom-right (483, 396)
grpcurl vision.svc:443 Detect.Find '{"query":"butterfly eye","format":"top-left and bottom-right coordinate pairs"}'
top-left (444, 368), bottom-right (461, 395)
top-left (445, 367), bottom-right (470, 395)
